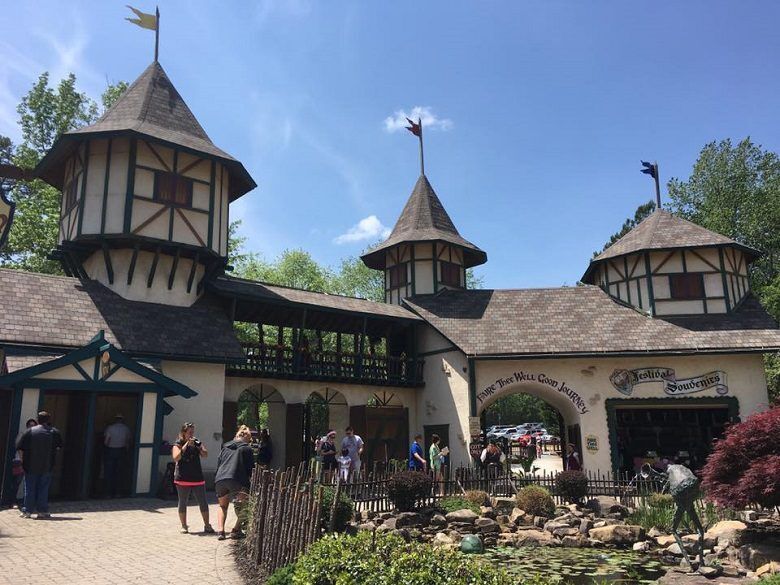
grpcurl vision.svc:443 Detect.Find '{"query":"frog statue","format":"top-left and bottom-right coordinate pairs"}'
top-left (646, 463), bottom-right (706, 570)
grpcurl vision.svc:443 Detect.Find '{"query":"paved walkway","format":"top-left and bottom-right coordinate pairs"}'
top-left (0, 498), bottom-right (244, 585)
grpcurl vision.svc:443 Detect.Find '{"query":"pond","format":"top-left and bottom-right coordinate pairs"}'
top-left (483, 547), bottom-right (669, 584)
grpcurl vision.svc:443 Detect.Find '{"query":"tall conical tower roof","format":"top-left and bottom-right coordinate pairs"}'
top-left (361, 174), bottom-right (486, 270)
top-left (36, 61), bottom-right (255, 199)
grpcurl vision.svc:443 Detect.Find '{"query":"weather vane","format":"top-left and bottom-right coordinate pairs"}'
top-left (640, 160), bottom-right (661, 208)
top-left (126, 5), bottom-right (160, 62)
top-left (405, 117), bottom-right (424, 175)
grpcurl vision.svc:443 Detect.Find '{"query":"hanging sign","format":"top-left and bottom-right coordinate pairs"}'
top-left (609, 367), bottom-right (728, 397)
top-left (468, 416), bottom-right (482, 438)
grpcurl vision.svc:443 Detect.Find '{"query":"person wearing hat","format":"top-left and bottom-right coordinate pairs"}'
top-left (103, 414), bottom-right (132, 498)
top-left (320, 430), bottom-right (338, 473)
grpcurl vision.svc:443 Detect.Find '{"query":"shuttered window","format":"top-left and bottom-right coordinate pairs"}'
top-left (440, 261), bottom-right (462, 287)
top-left (154, 171), bottom-right (193, 206)
top-left (669, 273), bottom-right (705, 299)
top-left (388, 264), bottom-right (407, 288)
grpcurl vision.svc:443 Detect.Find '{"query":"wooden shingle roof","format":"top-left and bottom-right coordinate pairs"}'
top-left (361, 174), bottom-right (487, 269)
top-left (592, 210), bottom-right (759, 262)
top-left (36, 62), bottom-right (255, 199)
top-left (404, 286), bottom-right (780, 357)
top-left (0, 269), bottom-right (243, 361)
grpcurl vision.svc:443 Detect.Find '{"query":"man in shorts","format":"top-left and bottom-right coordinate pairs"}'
top-left (340, 426), bottom-right (364, 481)
top-left (214, 426), bottom-right (255, 540)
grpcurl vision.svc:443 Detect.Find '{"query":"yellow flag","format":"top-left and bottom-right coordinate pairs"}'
top-left (126, 5), bottom-right (158, 31)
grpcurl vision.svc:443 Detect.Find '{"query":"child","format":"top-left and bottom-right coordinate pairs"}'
top-left (336, 447), bottom-right (352, 482)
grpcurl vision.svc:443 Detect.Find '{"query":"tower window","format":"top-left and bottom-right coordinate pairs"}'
top-left (154, 171), bottom-right (193, 206)
top-left (388, 264), bottom-right (407, 288)
top-left (669, 273), bottom-right (705, 299)
top-left (440, 261), bottom-right (462, 287)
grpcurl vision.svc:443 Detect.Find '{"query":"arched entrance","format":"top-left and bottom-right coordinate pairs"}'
top-left (302, 388), bottom-right (348, 461)
top-left (477, 380), bottom-right (585, 472)
top-left (233, 384), bottom-right (286, 468)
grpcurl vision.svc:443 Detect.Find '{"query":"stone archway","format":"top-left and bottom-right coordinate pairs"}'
top-left (234, 384), bottom-right (286, 468)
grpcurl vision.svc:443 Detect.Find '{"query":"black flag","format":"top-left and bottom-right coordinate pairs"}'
top-left (640, 161), bottom-right (657, 179)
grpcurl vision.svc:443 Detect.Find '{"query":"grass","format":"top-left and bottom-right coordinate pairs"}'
top-left (628, 495), bottom-right (739, 533)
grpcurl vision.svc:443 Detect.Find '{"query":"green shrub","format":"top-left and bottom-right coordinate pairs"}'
top-left (516, 486), bottom-right (556, 517)
top-left (386, 470), bottom-right (433, 512)
top-left (759, 573), bottom-right (780, 584)
top-left (320, 486), bottom-right (354, 532)
top-left (646, 492), bottom-right (674, 508)
top-left (439, 496), bottom-right (481, 515)
top-left (267, 563), bottom-right (296, 585)
top-left (464, 489), bottom-right (490, 507)
top-left (283, 531), bottom-right (523, 584)
top-left (554, 470), bottom-right (588, 503)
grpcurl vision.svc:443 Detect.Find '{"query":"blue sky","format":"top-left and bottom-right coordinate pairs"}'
top-left (2, 1), bottom-right (779, 289)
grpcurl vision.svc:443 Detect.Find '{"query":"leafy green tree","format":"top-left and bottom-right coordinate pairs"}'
top-left (101, 81), bottom-right (129, 111)
top-left (594, 200), bottom-right (656, 256)
top-left (1, 74), bottom-right (127, 273)
top-left (482, 393), bottom-right (560, 434)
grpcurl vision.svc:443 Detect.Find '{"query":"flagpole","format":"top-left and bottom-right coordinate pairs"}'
top-left (154, 6), bottom-right (160, 62)
top-left (418, 117), bottom-right (425, 176)
top-left (654, 161), bottom-right (661, 208)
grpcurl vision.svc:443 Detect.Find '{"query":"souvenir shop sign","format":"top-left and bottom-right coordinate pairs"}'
top-left (609, 367), bottom-right (728, 397)
top-left (477, 370), bottom-right (590, 414)
top-left (0, 189), bottom-right (14, 249)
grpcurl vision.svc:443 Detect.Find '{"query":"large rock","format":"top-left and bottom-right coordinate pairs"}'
top-left (738, 542), bottom-right (780, 571)
top-left (515, 528), bottom-right (558, 547)
top-left (579, 518), bottom-right (593, 534)
top-left (683, 533), bottom-right (717, 550)
top-left (395, 512), bottom-right (423, 528)
top-left (561, 535), bottom-right (585, 547)
top-left (633, 541), bottom-right (650, 552)
top-left (756, 562), bottom-right (780, 577)
top-left (432, 532), bottom-right (455, 548)
top-left (704, 520), bottom-right (747, 548)
top-left (509, 508), bottom-right (526, 525)
top-left (544, 521), bottom-right (571, 533)
top-left (656, 534), bottom-right (677, 547)
top-left (476, 517), bottom-right (500, 534)
top-left (430, 514), bottom-right (447, 528)
top-left (588, 524), bottom-right (645, 545)
top-left (553, 527), bottom-right (581, 538)
top-left (446, 509), bottom-right (478, 524)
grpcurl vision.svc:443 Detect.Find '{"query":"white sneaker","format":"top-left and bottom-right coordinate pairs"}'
top-left (19, 511), bottom-right (31, 519)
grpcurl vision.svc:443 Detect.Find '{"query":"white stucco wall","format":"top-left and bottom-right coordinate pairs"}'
top-left (418, 345), bottom-right (770, 472)
top-left (161, 361), bottom-right (226, 478)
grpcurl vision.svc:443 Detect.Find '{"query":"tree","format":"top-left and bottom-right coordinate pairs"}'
top-left (594, 200), bottom-right (656, 256)
top-left (1, 74), bottom-right (128, 273)
top-left (333, 255), bottom-right (384, 302)
top-left (701, 406), bottom-right (780, 509)
top-left (481, 393), bottom-right (560, 433)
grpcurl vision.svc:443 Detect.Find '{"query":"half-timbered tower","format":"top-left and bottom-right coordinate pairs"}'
top-left (361, 174), bottom-right (487, 305)
top-left (581, 209), bottom-right (759, 317)
top-left (35, 62), bottom-right (255, 306)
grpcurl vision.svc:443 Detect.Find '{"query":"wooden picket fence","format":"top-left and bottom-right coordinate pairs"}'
top-left (317, 465), bottom-right (665, 512)
top-left (245, 465), bottom-right (324, 575)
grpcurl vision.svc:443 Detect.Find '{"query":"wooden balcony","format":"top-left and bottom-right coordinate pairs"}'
top-left (226, 343), bottom-right (425, 387)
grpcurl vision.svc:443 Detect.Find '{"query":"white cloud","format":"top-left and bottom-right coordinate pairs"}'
top-left (384, 106), bottom-right (453, 133)
top-left (334, 215), bottom-right (391, 245)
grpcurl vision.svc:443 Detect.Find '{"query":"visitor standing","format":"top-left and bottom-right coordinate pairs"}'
top-left (15, 411), bottom-right (62, 519)
top-left (103, 414), bottom-right (132, 498)
top-left (341, 426), bottom-right (364, 480)
top-left (336, 448), bottom-right (352, 482)
top-left (408, 434), bottom-right (426, 471)
top-left (320, 430), bottom-right (338, 474)
top-left (4, 418), bottom-right (37, 509)
top-left (256, 428), bottom-right (273, 468)
top-left (214, 425), bottom-right (255, 541)
top-left (565, 443), bottom-right (582, 471)
top-left (480, 441), bottom-right (504, 480)
top-left (171, 422), bottom-right (213, 534)
top-left (429, 434), bottom-right (443, 494)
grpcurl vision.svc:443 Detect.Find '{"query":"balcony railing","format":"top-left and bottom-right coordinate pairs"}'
top-left (226, 343), bottom-right (424, 387)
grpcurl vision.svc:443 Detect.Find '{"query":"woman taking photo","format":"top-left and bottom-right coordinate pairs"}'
top-left (172, 422), bottom-right (214, 534)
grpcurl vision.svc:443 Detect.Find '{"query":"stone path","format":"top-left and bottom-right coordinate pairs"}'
top-left (0, 498), bottom-right (244, 585)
